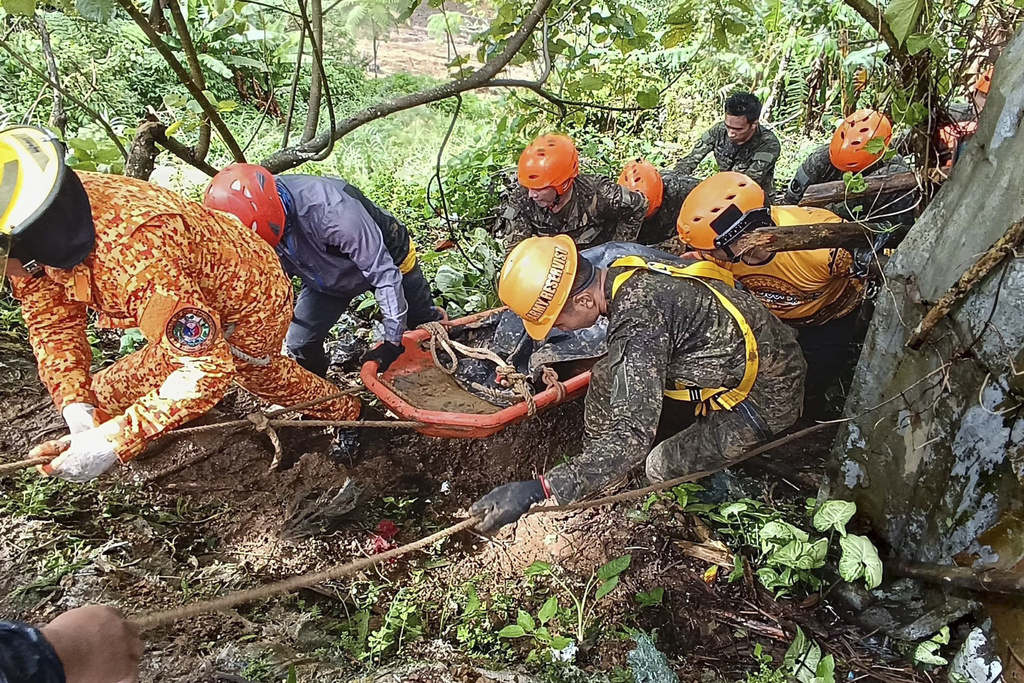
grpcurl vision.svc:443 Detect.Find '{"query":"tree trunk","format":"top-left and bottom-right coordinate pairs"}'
top-left (124, 120), bottom-right (162, 180)
top-left (825, 26), bottom-right (1024, 669)
top-left (301, 0), bottom-right (324, 143)
top-left (34, 14), bottom-right (66, 136)
top-left (760, 24), bottom-right (796, 125)
top-left (744, 221), bottom-right (882, 251)
top-left (798, 172), bottom-right (920, 207)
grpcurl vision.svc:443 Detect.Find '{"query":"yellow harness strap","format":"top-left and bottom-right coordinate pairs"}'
top-left (609, 255), bottom-right (759, 414)
top-left (397, 237), bottom-right (418, 275)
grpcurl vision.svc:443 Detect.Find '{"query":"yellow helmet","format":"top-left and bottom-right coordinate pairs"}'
top-left (0, 126), bottom-right (65, 277)
top-left (499, 235), bottom-right (578, 340)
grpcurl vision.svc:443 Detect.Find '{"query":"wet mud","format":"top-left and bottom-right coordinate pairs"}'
top-left (385, 365), bottom-right (502, 415)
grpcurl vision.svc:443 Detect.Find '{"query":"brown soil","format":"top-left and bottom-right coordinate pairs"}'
top-left (386, 366), bottom-right (502, 415)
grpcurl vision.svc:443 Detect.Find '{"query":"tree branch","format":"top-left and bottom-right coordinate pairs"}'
top-left (0, 35), bottom-right (127, 160)
top-left (300, 0), bottom-right (323, 143)
top-left (261, 0), bottom-right (555, 173)
top-left (281, 0), bottom-right (307, 148)
top-left (34, 14), bottom-right (66, 136)
top-left (843, 0), bottom-right (902, 58)
top-left (295, 0), bottom-right (335, 159)
top-left (115, 0), bottom-right (246, 162)
top-left (166, 0), bottom-right (212, 161)
top-left (487, 78), bottom-right (658, 113)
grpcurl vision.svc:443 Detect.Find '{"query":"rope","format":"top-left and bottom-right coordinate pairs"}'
top-left (128, 421), bottom-right (834, 631)
top-left (417, 321), bottom-right (540, 414)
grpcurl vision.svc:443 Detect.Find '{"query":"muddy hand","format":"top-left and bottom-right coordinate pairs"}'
top-left (469, 479), bottom-right (546, 533)
top-left (36, 424), bottom-right (122, 483)
top-left (31, 437), bottom-right (71, 476)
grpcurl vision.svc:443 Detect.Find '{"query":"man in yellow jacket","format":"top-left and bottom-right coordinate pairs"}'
top-left (676, 171), bottom-right (869, 407)
top-left (1, 126), bottom-right (359, 482)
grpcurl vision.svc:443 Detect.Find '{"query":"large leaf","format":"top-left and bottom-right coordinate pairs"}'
top-left (595, 575), bottom-right (619, 601)
top-left (77, 0), bottom-right (115, 22)
top-left (885, 0), bottom-right (924, 45)
top-left (2, 0), bottom-right (35, 15)
top-left (839, 535), bottom-right (883, 588)
top-left (498, 625), bottom-right (526, 638)
top-left (524, 560), bottom-right (551, 577)
top-left (199, 54), bottom-right (233, 79)
top-left (914, 640), bottom-right (948, 666)
top-left (812, 500), bottom-right (856, 536)
top-left (785, 627), bottom-right (822, 683)
top-left (538, 597), bottom-right (558, 624)
top-left (597, 554), bottom-right (631, 580)
top-left (516, 610), bottom-right (535, 632)
top-left (814, 654), bottom-right (836, 683)
top-left (577, 74), bottom-right (607, 91)
top-left (769, 540), bottom-right (826, 570)
top-left (636, 87), bottom-right (660, 109)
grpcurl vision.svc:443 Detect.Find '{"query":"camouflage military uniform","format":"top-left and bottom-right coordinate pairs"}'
top-left (782, 144), bottom-right (916, 228)
top-left (674, 122), bottom-right (781, 195)
top-left (498, 174), bottom-right (649, 250)
top-left (543, 258), bottom-right (806, 503)
top-left (635, 172), bottom-right (701, 245)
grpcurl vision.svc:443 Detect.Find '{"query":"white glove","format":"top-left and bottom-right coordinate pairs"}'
top-left (62, 403), bottom-right (102, 435)
top-left (42, 423), bottom-right (122, 483)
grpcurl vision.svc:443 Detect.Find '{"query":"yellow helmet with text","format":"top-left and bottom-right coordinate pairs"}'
top-left (498, 235), bottom-right (578, 340)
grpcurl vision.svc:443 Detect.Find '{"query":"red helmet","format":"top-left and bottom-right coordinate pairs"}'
top-left (204, 163), bottom-right (286, 247)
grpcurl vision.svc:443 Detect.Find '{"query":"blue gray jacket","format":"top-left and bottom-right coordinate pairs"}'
top-left (0, 621), bottom-right (64, 683)
top-left (275, 175), bottom-right (412, 344)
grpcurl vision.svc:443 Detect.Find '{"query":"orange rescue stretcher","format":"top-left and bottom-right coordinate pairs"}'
top-left (361, 309), bottom-right (592, 438)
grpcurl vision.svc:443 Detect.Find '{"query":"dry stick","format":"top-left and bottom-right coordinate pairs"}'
top-left (0, 457), bottom-right (51, 476)
top-left (129, 422), bottom-right (836, 631)
top-left (907, 216), bottom-right (1024, 350)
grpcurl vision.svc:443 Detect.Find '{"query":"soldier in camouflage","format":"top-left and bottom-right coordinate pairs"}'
top-left (497, 134), bottom-right (649, 250)
top-left (674, 92), bottom-right (781, 196)
top-left (470, 236), bottom-right (806, 532)
top-left (783, 109), bottom-right (916, 230)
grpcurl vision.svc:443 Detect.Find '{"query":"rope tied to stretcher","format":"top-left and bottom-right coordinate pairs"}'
top-left (417, 321), bottom-right (567, 416)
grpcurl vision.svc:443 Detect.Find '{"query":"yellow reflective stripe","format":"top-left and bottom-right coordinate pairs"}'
top-left (398, 237), bottom-right (417, 274)
top-left (609, 256), bottom-right (758, 412)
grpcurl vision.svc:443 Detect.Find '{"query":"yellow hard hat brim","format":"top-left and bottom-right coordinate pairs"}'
top-left (523, 316), bottom-right (557, 341)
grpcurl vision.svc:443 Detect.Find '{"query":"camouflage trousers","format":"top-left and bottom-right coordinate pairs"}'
top-left (644, 349), bottom-right (806, 482)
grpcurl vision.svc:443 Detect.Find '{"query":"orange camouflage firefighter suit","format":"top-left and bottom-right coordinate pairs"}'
top-left (9, 172), bottom-right (360, 463)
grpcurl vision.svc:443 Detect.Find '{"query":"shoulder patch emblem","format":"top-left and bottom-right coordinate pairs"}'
top-left (166, 307), bottom-right (217, 353)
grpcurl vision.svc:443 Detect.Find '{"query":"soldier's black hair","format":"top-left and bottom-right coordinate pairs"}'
top-left (725, 92), bottom-right (762, 123)
top-left (569, 254), bottom-right (596, 296)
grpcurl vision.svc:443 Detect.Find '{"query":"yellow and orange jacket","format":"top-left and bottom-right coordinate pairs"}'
top-left (708, 206), bottom-right (865, 326)
top-left (9, 172), bottom-right (293, 460)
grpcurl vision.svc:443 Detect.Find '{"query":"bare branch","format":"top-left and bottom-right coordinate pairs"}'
top-left (262, 0), bottom-right (556, 172)
top-left (282, 0), bottom-right (307, 148)
top-left (295, 0), bottom-right (335, 159)
top-left (34, 14), bottom-right (66, 136)
top-left (487, 79), bottom-right (658, 113)
top-left (115, 0), bottom-right (246, 162)
top-left (300, 0), bottom-right (324, 142)
top-left (0, 35), bottom-right (128, 160)
top-left (166, 0), bottom-right (212, 161)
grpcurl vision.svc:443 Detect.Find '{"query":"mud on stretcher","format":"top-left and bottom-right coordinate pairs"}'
top-left (360, 308), bottom-right (602, 438)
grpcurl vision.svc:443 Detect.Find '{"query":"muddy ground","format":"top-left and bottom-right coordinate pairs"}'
top-left (0, 344), bottom-right (930, 683)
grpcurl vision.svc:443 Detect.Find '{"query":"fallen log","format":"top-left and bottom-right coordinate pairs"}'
top-left (889, 559), bottom-right (1024, 596)
top-left (798, 172), bottom-right (920, 207)
top-left (743, 221), bottom-right (883, 252)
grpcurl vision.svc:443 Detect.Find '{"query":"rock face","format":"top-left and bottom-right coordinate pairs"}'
top-left (830, 26), bottom-right (1024, 566)
top-left (826, 24), bottom-right (1024, 661)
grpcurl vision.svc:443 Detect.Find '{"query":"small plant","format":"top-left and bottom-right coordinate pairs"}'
top-left (784, 627), bottom-right (837, 683)
top-left (524, 555), bottom-right (631, 643)
top-left (634, 588), bottom-right (665, 607)
top-left (366, 587), bottom-right (424, 660)
top-left (913, 626), bottom-right (950, 667)
top-left (498, 598), bottom-right (573, 651)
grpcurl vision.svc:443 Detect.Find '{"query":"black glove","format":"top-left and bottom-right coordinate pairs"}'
top-left (470, 480), bottom-right (546, 533)
top-left (361, 341), bottom-right (405, 373)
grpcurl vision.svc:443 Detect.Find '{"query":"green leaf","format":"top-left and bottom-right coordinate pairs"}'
top-left (934, 626), bottom-right (950, 645)
top-left (165, 121), bottom-right (183, 137)
top-left (550, 636), bottom-right (573, 650)
top-left (76, 0), bottom-right (115, 22)
top-left (516, 610), bottom-right (535, 632)
top-left (538, 596), bottom-right (558, 624)
top-left (885, 0), bottom-right (924, 45)
top-left (2, 0), bottom-right (35, 15)
top-left (524, 561), bottom-right (551, 577)
top-left (206, 8), bottom-right (234, 30)
top-left (577, 74), bottom-right (606, 91)
top-left (636, 87), bottom-right (660, 109)
top-left (719, 502), bottom-right (748, 519)
top-left (199, 54), bottom-right (233, 79)
top-left (759, 520), bottom-right (809, 547)
top-left (434, 264), bottom-right (464, 293)
top-left (598, 554), bottom-right (631, 580)
top-left (498, 625), bottom-right (527, 638)
top-left (728, 555), bottom-right (745, 583)
top-left (906, 33), bottom-right (944, 57)
top-left (914, 640), bottom-right (948, 666)
top-left (595, 575), bottom-right (620, 601)
top-left (217, 100), bottom-right (239, 113)
top-left (839, 535), bottom-right (883, 589)
top-left (813, 500), bottom-right (856, 536)
top-left (286, 664), bottom-right (297, 683)
top-left (769, 540), bottom-right (825, 570)
top-left (785, 627), bottom-right (822, 683)
top-left (814, 654), bottom-right (836, 683)
top-left (66, 138), bottom-right (98, 153)
top-left (635, 587), bottom-right (664, 606)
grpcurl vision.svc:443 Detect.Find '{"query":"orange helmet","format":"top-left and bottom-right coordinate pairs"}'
top-left (618, 160), bottom-right (663, 218)
top-left (828, 109), bottom-right (893, 173)
top-left (205, 163), bottom-right (287, 247)
top-left (517, 135), bottom-right (580, 195)
top-left (498, 235), bottom-right (578, 340)
top-left (972, 66), bottom-right (994, 95)
top-left (676, 172), bottom-right (765, 250)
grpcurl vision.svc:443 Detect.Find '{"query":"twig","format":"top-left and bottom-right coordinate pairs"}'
top-left (907, 216), bottom-right (1024, 349)
top-left (0, 457), bottom-right (51, 476)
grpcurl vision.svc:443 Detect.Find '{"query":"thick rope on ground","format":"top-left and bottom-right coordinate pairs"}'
top-left (129, 421), bottom-right (834, 631)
